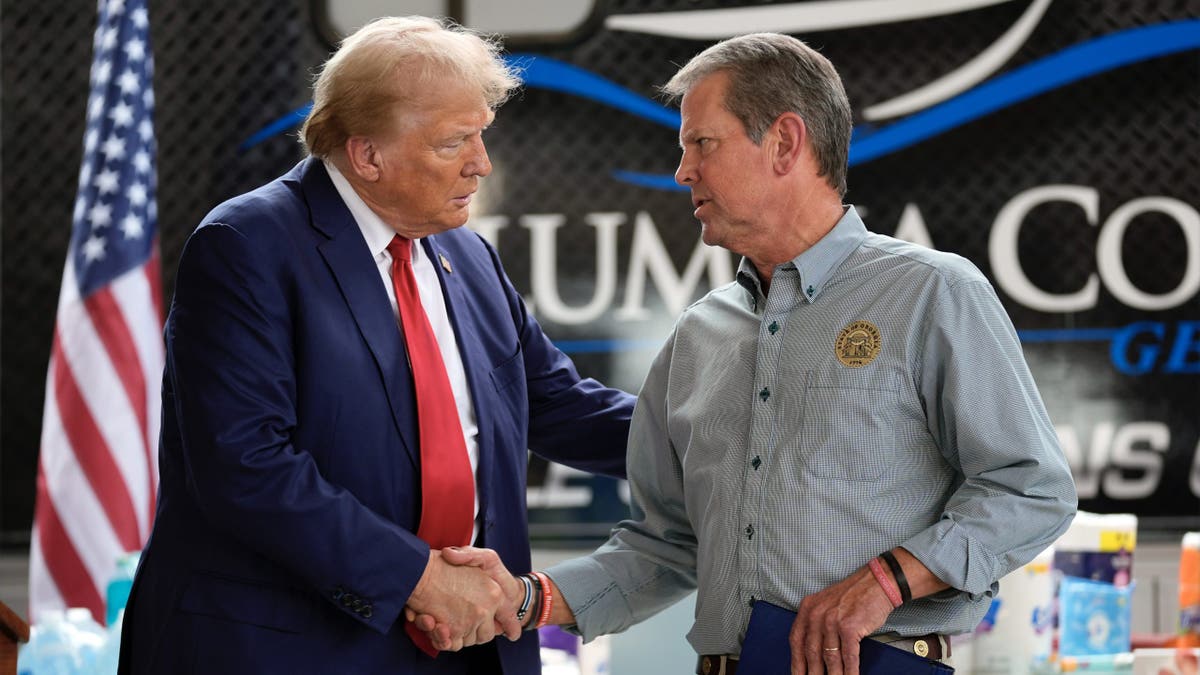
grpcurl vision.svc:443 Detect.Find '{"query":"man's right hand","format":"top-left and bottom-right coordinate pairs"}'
top-left (405, 548), bottom-right (508, 652)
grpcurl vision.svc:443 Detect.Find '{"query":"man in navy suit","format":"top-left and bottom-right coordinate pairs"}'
top-left (119, 16), bottom-right (634, 674)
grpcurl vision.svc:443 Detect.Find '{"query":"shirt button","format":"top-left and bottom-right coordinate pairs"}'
top-left (749, 595), bottom-right (757, 607)
top-left (758, 387), bottom-right (770, 402)
top-left (768, 321), bottom-right (779, 335)
top-left (745, 524), bottom-right (755, 540)
top-left (751, 456), bottom-right (762, 470)
top-left (807, 285), bottom-right (816, 297)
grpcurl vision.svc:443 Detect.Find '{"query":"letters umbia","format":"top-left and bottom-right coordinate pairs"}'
top-left (470, 185), bottom-right (1199, 325)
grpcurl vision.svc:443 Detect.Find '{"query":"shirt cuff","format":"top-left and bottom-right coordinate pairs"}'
top-left (901, 518), bottom-right (1001, 599)
top-left (543, 557), bottom-right (631, 643)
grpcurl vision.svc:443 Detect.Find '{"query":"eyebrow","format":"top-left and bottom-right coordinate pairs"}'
top-left (679, 128), bottom-right (710, 146)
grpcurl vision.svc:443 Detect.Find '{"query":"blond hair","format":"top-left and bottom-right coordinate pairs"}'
top-left (300, 16), bottom-right (520, 157)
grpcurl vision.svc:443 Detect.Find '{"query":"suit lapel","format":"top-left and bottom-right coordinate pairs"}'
top-left (301, 159), bottom-right (418, 466)
top-left (422, 235), bottom-right (496, 513)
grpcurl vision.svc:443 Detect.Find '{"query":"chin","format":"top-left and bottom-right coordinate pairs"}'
top-left (440, 215), bottom-right (470, 232)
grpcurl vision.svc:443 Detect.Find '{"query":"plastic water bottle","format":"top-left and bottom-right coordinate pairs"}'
top-left (95, 609), bottom-right (125, 675)
top-left (1181, 531), bottom-right (1200, 648)
top-left (105, 552), bottom-right (140, 627)
top-left (66, 607), bottom-right (106, 673)
top-left (17, 609), bottom-right (81, 675)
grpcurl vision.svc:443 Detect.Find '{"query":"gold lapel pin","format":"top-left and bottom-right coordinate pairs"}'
top-left (439, 254), bottom-right (453, 274)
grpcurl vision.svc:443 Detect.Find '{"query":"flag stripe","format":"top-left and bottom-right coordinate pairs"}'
top-left (34, 467), bottom-right (105, 620)
top-left (27, 533), bottom-right (65, 617)
top-left (56, 285), bottom-right (152, 537)
top-left (52, 330), bottom-right (142, 552)
top-left (84, 285), bottom-right (153, 534)
top-left (147, 245), bottom-right (164, 326)
top-left (31, 0), bottom-right (161, 624)
top-left (39, 387), bottom-right (126, 602)
top-left (123, 258), bottom-right (164, 512)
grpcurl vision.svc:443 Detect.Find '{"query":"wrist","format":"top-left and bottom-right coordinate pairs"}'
top-left (407, 548), bottom-right (441, 610)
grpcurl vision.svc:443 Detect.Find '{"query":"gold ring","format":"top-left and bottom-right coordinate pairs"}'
top-left (823, 647), bottom-right (840, 652)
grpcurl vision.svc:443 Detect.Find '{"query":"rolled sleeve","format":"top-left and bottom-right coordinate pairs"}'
top-left (909, 278), bottom-right (1077, 595)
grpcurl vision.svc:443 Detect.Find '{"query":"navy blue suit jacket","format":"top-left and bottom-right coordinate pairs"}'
top-left (119, 159), bottom-right (634, 674)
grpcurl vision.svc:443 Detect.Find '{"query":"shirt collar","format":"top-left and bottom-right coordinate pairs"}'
top-left (323, 158), bottom-right (424, 264)
top-left (735, 205), bottom-right (868, 308)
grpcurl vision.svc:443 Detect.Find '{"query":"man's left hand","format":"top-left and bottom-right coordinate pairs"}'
top-left (787, 566), bottom-right (894, 675)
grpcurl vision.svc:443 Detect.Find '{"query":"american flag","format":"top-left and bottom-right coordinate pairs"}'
top-left (28, 0), bottom-right (162, 625)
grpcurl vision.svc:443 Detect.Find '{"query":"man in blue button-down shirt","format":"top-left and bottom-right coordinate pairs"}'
top-left (431, 32), bottom-right (1077, 675)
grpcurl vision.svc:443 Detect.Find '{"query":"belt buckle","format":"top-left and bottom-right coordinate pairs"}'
top-left (913, 638), bottom-right (931, 658)
top-left (698, 654), bottom-right (736, 675)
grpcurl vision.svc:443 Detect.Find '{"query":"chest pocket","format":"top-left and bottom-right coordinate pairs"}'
top-left (800, 370), bottom-right (899, 481)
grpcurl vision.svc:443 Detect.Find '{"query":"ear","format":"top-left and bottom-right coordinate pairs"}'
top-left (343, 135), bottom-right (382, 182)
top-left (769, 112), bottom-right (807, 175)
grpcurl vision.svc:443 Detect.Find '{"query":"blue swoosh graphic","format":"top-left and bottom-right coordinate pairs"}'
top-left (614, 19), bottom-right (1200, 190)
top-left (509, 54), bottom-right (682, 129)
top-left (241, 102), bottom-right (312, 150)
top-left (848, 19), bottom-right (1200, 165)
top-left (240, 55), bottom-right (678, 151)
top-left (554, 326), bottom-right (1133, 354)
top-left (553, 338), bottom-right (667, 354)
top-left (240, 20), bottom-right (1200, 189)
top-left (1016, 327), bottom-right (1120, 343)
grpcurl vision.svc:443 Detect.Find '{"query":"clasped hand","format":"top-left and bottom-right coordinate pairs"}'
top-left (404, 546), bottom-right (524, 651)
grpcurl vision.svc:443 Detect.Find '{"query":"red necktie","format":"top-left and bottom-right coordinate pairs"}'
top-left (388, 236), bottom-right (475, 656)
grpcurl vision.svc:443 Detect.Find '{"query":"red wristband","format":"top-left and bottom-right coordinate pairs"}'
top-left (868, 557), bottom-right (903, 608)
top-left (532, 571), bottom-right (554, 628)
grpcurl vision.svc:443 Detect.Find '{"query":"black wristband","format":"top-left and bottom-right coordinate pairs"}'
top-left (523, 573), bottom-right (543, 631)
top-left (879, 550), bottom-right (912, 605)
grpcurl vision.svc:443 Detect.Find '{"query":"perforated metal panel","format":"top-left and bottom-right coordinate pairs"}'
top-left (4, 0), bottom-right (1198, 541)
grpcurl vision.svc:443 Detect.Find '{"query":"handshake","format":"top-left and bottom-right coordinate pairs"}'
top-left (404, 546), bottom-right (552, 652)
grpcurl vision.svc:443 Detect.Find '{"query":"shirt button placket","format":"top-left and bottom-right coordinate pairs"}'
top-left (741, 277), bottom-right (791, 619)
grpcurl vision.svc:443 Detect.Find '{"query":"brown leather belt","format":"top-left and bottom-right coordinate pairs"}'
top-left (696, 653), bottom-right (738, 675)
top-left (871, 633), bottom-right (951, 661)
top-left (696, 633), bottom-right (949, 674)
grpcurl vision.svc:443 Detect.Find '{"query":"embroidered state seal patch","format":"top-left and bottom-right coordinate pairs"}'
top-left (835, 320), bottom-right (881, 368)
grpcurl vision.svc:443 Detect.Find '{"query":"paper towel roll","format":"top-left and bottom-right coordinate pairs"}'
top-left (1054, 512), bottom-right (1137, 587)
top-left (1053, 512), bottom-right (1138, 661)
top-left (973, 546), bottom-right (1057, 674)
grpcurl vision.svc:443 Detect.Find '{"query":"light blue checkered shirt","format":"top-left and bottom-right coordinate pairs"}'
top-left (545, 207), bottom-right (1077, 656)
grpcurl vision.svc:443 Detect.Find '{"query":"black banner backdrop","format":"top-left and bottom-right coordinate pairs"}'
top-left (2, 0), bottom-right (1197, 546)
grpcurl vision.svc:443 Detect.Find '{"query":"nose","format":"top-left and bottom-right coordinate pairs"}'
top-left (465, 136), bottom-right (492, 177)
top-left (675, 148), bottom-right (697, 186)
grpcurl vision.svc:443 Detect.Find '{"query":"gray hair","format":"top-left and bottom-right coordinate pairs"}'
top-left (301, 16), bottom-right (521, 158)
top-left (662, 33), bottom-right (852, 197)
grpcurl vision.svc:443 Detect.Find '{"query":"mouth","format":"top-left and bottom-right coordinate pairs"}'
top-left (452, 191), bottom-right (475, 207)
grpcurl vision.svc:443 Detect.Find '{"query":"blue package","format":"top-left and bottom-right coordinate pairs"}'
top-left (1058, 576), bottom-right (1134, 656)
